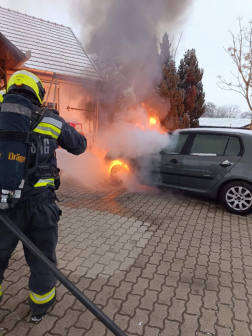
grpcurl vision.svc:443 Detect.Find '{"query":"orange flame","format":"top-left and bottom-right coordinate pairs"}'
top-left (149, 117), bottom-right (157, 125)
top-left (109, 160), bottom-right (130, 174)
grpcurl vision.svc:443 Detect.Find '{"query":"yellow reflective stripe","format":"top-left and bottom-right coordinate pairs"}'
top-left (34, 127), bottom-right (58, 139)
top-left (39, 123), bottom-right (61, 134)
top-left (34, 122), bottom-right (61, 139)
top-left (42, 117), bottom-right (62, 129)
top-left (0, 284), bottom-right (2, 297)
top-left (0, 90), bottom-right (5, 103)
top-left (34, 178), bottom-right (55, 187)
top-left (30, 288), bottom-right (55, 304)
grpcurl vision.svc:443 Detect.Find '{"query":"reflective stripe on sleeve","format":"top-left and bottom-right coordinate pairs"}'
top-left (42, 117), bottom-right (62, 129)
top-left (33, 117), bottom-right (62, 140)
top-left (0, 284), bottom-right (2, 297)
top-left (34, 178), bottom-right (55, 187)
top-left (34, 122), bottom-right (61, 140)
top-left (30, 287), bottom-right (56, 304)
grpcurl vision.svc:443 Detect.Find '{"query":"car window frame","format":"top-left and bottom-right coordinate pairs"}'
top-left (184, 132), bottom-right (244, 157)
top-left (161, 132), bottom-right (191, 155)
top-left (224, 135), bottom-right (244, 157)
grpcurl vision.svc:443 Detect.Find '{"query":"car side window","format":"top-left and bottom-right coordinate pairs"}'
top-left (224, 137), bottom-right (241, 156)
top-left (190, 134), bottom-right (229, 156)
top-left (163, 133), bottom-right (189, 154)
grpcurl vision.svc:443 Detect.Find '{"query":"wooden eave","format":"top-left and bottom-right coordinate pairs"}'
top-left (0, 32), bottom-right (29, 69)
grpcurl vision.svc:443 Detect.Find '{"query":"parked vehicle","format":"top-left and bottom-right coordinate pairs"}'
top-left (106, 128), bottom-right (252, 216)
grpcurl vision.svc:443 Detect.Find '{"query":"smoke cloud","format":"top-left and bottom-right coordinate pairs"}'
top-left (71, 0), bottom-right (195, 104)
top-left (73, 0), bottom-right (194, 58)
top-left (57, 107), bottom-right (179, 191)
top-left (58, 0), bottom-right (194, 191)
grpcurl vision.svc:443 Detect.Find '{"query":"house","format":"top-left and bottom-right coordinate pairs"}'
top-left (0, 6), bottom-right (101, 145)
top-left (199, 118), bottom-right (251, 129)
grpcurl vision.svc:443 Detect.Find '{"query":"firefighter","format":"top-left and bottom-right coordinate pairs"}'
top-left (0, 70), bottom-right (87, 321)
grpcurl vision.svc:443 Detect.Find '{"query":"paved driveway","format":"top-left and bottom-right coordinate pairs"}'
top-left (1, 179), bottom-right (252, 335)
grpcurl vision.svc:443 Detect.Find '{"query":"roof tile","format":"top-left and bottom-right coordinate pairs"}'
top-left (0, 6), bottom-right (100, 80)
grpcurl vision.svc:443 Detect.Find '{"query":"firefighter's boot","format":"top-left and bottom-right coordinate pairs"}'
top-left (29, 288), bottom-right (56, 322)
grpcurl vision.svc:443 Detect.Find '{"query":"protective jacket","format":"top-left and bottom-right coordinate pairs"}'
top-left (0, 94), bottom-right (87, 204)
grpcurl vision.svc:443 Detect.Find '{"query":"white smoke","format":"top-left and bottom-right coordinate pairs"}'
top-left (57, 0), bottom-right (193, 191)
top-left (57, 107), bottom-right (178, 191)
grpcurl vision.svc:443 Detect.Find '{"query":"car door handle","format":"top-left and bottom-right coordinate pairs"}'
top-left (219, 160), bottom-right (233, 167)
top-left (170, 159), bottom-right (180, 164)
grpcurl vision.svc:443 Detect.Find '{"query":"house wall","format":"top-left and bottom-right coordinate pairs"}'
top-left (7, 70), bottom-right (99, 145)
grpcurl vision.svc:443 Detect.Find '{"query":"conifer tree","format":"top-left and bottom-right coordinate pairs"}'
top-left (159, 61), bottom-right (185, 131)
top-left (160, 32), bottom-right (172, 65)
top-left (178, 49), bottom-right (205, 127)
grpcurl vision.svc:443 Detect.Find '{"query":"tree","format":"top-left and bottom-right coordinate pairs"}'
top-left (159, 60), bottom-right (186, 131)
top-left (203, 102), bottom-right (217, 117)
top-left (216, 104), bottom-right (241, 118)
top-left (218, 18), bottom-right (252, 112)
top-left (160, 32), bottom-right (172, 65)
top-left (178, 49), bottom-right (206, 127)
top-left (92, 50), bottom-right (132, 125)
top-left (202, 103), bottom-right (242, 118)
top-left (241, 111), bottom-right (252, 118)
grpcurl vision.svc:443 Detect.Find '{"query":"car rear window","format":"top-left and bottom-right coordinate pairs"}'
top-left (190, 134), bottom-right (229, 156)
top-left (224, 137), bottom-right (241, 156)
top-left (163, 133), bottom-right (189, 154)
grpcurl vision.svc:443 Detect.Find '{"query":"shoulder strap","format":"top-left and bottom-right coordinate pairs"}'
top-left (30, 108), bottom-right (51, 131)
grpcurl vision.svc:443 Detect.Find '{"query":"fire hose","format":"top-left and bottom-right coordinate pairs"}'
top-left (0, 213), bottom-right (126, 336)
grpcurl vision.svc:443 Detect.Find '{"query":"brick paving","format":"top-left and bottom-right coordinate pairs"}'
top-left (1, 179), bottom-right (252, 335)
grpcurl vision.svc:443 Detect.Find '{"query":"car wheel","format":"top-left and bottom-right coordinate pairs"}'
top-left (110, 165), bottom-right (124, 185)
top-left (220, 181), bottom-right (252, 216)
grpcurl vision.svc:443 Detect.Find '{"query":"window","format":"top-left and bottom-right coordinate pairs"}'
top-left (225, 137), bottom-right (241, 156)
top-left (190, 134), bottom-right (229, 156)
top-left (163, 133), bottom-right (189, 154)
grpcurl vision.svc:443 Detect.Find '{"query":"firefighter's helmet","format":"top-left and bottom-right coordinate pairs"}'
top-left (7, 70), bottom-right (45, 105)
top-left (0, 89), bottom-right (6, 103)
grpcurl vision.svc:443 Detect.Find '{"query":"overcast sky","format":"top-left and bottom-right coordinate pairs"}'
top-left (1, 0), bottom-right (251, 112)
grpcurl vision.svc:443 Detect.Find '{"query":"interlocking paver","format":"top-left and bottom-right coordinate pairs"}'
top-left (186, 294), bottom-right (202, 315)
top-left (1, 179), bottom-right (252, 335)
top-left (199, 308), bottom-right (217, 335)
top-left (218, 303), bottom-right (234, 329)
top-left (180, 314), bottom-right (199, 336)
top-left (169, 298), bottom-right (185, 322)
top-left (127, 308), bottom-right (149, 335)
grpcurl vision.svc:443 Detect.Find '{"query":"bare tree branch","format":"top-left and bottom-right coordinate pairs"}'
top-left (218, 18), bottom-right (252, 111)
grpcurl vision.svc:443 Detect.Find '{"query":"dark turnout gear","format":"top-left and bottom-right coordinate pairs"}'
top-left (0, 79), bottom-right (87, 319)
top-left (0, 203), bottom-right (59, 293)
top-left (0, 94), bottom-right (33, 194)
top-left (0, 93), bottom-right (87, 205)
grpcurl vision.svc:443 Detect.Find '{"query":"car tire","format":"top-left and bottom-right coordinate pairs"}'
top-left (110, 165), bottom-right (123, 185)
top-left (220, 180), bottom-right (252, 216)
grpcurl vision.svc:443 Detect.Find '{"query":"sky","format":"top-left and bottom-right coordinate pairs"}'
top-left (0, 0), bottom-right (251, 112)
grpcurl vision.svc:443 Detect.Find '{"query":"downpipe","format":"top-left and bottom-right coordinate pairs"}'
top-left (0, 213), bottom-right (127, 336)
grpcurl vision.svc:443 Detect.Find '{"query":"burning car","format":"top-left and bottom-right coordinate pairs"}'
top-left (105, 127), bottom-right (252, 216)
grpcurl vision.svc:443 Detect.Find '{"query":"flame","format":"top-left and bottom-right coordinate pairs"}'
top-left (149, 117), bottom-right (157, 125)
top-left (109, 160), bottom-right (129, 174)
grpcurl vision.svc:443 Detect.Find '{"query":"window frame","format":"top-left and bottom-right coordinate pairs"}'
top-left (224, 136), bottom-right (244, 157)
top-left (161, 132), bottom-right (190, 155)
top-left (184, 132), bottom-right (244, 157)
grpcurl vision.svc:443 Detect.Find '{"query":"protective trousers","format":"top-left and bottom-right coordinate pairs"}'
top-left (0, 202), bottom-right (60, 314)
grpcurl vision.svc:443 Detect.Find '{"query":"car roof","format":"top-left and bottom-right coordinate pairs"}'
top-left (179, 128), bottom-right (252, 136)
